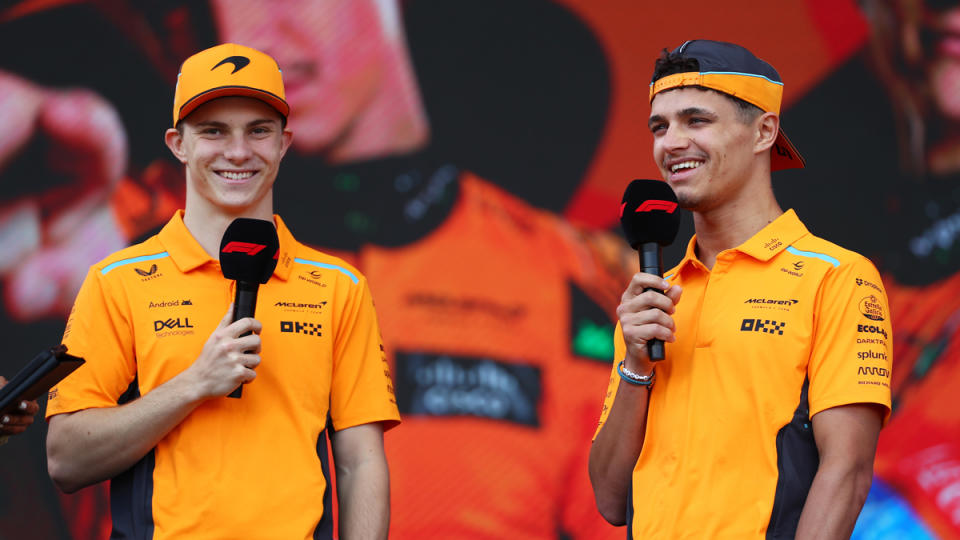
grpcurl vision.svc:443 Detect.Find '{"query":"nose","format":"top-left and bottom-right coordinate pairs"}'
top-left (223, 134), bottom-right (253, 163)
top-left (661, 123), bottom-right (690, 153)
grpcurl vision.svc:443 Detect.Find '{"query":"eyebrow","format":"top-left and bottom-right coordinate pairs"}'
top-left (648, 107), bottom-right (718, 128)
top-left (192, 118), bottom-right (280, 131)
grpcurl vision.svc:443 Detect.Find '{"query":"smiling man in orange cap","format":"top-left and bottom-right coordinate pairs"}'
top-left (44, 43), bottom-right (400, 540)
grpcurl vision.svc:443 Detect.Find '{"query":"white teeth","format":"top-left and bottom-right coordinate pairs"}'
top-left (670, 160), bottom-right (702, 173)
top-left (220, 171), bottom-right (254, 180)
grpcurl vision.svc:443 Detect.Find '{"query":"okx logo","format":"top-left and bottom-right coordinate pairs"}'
top-left (281, 320), bottom-right (322, 337)
top-left (740, 318), bottom-right (786, 335)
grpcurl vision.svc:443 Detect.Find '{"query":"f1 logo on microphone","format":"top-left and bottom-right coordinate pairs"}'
top-left (222, 241), bottom-right (266, 255)
top-left (635, 200), bottom-right (678, 213)
top-left (620, 200), bottom-right (678, 217)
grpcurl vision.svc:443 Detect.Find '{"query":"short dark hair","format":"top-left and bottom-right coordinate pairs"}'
top-left (651, 48), bottom-right (763, 124)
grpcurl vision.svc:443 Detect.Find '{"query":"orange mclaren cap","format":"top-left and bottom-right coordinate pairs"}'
top-left (650, 40), bottom-right (805, 171)
top-left (172, 43), bottom-right (289, 126)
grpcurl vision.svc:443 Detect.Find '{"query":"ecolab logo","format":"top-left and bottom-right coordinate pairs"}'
top-left (744, 298), bottom-right (798, 306)
top-left (858, 366), bottom-right (890, 377)
top-left (857, 324), bottom-right (888, 339)
top-left (857, 350), bottom-right (888, 361)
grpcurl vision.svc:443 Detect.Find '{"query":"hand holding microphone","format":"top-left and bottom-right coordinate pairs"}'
top-left (618, 180), bottom-right (682, 362)
top-left (218, 218), bottom-right (279, 398)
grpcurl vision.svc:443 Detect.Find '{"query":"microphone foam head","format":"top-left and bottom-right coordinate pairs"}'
top-left (219, 218), bottom-right (280, 284)
top-left (620, 179), bottom-right (681, 248)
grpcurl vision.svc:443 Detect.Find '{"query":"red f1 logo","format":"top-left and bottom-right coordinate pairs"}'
top-left (222, 241), bottom-right (266, 255)
top-left (635, 200), bottom-right (678, 213)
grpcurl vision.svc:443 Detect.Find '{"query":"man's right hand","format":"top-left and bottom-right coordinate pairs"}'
top-left (616, 272), bottom-right (682, 371)
top-left (183, 307), bottom-right (263, 399)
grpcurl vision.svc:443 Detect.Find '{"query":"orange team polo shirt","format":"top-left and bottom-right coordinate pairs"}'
top-left (594, 209), bottom-right (892, 539)
top-left (47, 211), bottom-right (400, 540)
top-left (331, 174), bottom-right (628, 539)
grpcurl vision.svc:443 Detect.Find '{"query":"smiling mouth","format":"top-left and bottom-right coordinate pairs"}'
top-left (217, 171), bottom-right (255, 181)
top-left (670, 160), bottom-right (703, 173)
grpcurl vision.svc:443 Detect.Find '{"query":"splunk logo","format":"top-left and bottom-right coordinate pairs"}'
top-left (280, 320), bottom-right (322, 337)
top-left (857, 350), bottom-right (888, 361)
top-left (740, 318), bottom-right (786, 335)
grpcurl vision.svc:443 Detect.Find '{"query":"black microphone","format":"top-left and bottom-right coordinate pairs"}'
top-left (219, 218), bottom-right (279, 398)
top-left (619, 179), bottom-right (681, 361)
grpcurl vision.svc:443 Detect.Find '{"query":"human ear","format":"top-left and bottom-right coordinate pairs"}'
top-left (164, 128), bottom-right (187, 164)
top-left (754, 112), bottom-right (779, 154)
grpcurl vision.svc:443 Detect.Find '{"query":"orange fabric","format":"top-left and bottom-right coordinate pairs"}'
top-left (48, 211), bottom-right (399, 539)
top-left (649, 71), bottom-right (784, 114)
top-left (873, 273), bottom-right (960, 536)
top-left (344, 174), bottom-right (626, 539)
top-left (595, 210), bottom-right (892, 538)
top-left (173, 43), bottom-right (289, 125)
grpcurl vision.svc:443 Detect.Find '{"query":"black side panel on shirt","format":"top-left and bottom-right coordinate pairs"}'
top-left (625, 474), bottom-right (634, 539)
top-left (313, 425), bottom-right (334, 540)
top-left (110, 378), bottom-right (156, 540)
top-left (766, 377), bottom-right (819, 539)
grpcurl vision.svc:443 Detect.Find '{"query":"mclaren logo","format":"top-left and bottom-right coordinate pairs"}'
top-left (744, 298), bottom-right (798, 306)
top-left (212, 55), bottom-right (250, 74)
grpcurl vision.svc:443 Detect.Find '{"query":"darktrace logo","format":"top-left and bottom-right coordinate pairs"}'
top-left (153, 317), bottom-right (194, 337)
top-left (740, 318), bottom-right (786, 335)
top-left (48, 388), bottom-right (58, 401)
top-left (857, 350), bottom-right (888, 361)
top-left (148, 299), bottom-right (193, 309)
top-left (280, 320), bottom-right (322, 337)
top-left (857, 324), bottom-right (888, 340)
top-left (212, 55), bottom-right (250, 74)
top-left (275, 300), bottom-right (326, 313)
top-left (135, 264), bottom-right (162, 281)
top-left (858, 366), bottom-right (890, 377)
top-left (859, 295), bottom-right (885, 321)
top-left (298, 271), bottom-right (327, 288)
top-left (780, 260), bottom-right (804, 277)
top-left (855, 277), bottom-right (883, 292)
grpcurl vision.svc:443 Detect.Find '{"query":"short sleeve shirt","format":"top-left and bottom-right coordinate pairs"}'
top-left (47, 211), bottom-right (400, 540)
top-left (594, 210), bottom-right (892, 539)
